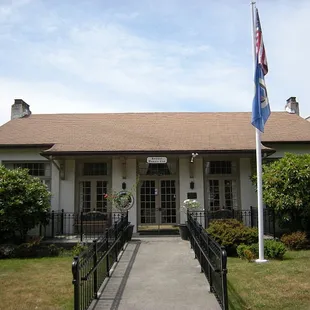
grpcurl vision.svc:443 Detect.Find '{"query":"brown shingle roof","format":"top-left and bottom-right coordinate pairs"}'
top-left (0, 112), bottom-right (309, 153)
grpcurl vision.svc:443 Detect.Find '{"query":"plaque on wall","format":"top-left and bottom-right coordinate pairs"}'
top-left (187, 192), bottom-right (197, 199)
top-left (147, 157), bottom-right (167, 164)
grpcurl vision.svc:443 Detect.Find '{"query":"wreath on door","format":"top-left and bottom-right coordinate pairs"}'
top-left (104, 190), bottom-right (135, 212)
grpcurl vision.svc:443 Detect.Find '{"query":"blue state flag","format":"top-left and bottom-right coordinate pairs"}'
top-left (251, 62), bottom-right (270, 133)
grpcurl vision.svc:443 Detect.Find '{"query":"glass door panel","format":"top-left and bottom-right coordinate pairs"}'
top-left (140, 180), bottom-right (156, 224)
top-left (160, 180), bottom-right (177, 224)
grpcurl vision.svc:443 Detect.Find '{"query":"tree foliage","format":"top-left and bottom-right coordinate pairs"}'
top-left (0, 165), bottom-right (51, 242)
top-left (255, 153), bottom-right (310, 231)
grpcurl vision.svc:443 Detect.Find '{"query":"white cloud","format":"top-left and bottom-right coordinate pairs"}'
top-left (0, 0), bottom-right (310, 126)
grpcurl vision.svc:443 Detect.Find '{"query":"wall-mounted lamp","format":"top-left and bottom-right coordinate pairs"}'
top-left (122, 182), bottom-right (127, 190)
top-left (190, 152), bottom-right (199, 163)
top-left (190, 181), bottom-right (195, 190)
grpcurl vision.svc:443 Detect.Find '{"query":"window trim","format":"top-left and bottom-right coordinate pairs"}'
top-left (2, 160), bottom-right (52, 191)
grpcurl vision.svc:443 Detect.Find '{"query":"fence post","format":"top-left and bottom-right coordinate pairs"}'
top-left (72, 256), bottom-right (80, 310)
top-left (250, 206), bottom-right (254, 228)
top-left (51, 210), bottom-right (55, 238)
top-left (106, 229), bottom-right (110, 277)
top-left (93, 239), bottom-right (98, 298)
top-left (80, 211), bottom-right (84, 242)
top-left (114, 222), bottom-right (118, 262)
top-left (272, 209), bottom-right (276, 239)
top-left (221, 247), bottom-right (229, 310)
top-left (61, 209), bottom-right (64, 235)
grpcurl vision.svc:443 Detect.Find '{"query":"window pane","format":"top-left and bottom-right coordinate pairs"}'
top-left (224, 180), bottom-right (238, 209)
top-left (205, 161), bottom-right (236, 175)
top-left (207, 180), bottom-right (220, 211)
top-left (138, 162), bottom-right (176, 176)
top-left (80, 181), bottom-right (92, 212)
top-left (83, 163), bottom-right (107, 176)
top-left (13, 162), bottom-right (48, 176)
top-left (96, 181), bottom-right (108, 212)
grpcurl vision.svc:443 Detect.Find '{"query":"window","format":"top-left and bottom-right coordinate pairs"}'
top-left (205, 160), bottom-right (238, 211)
top-left (83, 163), bottom-right (107, 176)
top-left (79, 180), bottom-right (108, 213)
top-left (207, 179), bottom-right (238, 211)
top-left (205, 161), bottom-right (237, 175)
top-left (4, 162), bottom-right (51, 191)
top-left (138, 162), bottom-right (177, 176)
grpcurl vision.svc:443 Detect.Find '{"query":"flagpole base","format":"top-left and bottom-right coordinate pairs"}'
top-left (255, 259), bottom-right (268, 263)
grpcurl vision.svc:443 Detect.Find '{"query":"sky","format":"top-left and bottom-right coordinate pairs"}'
top-left (0, 0), bottom-right (309, 125)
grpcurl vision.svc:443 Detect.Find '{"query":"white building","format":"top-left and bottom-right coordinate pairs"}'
top-left (0, 97), bottom-right (309, 233)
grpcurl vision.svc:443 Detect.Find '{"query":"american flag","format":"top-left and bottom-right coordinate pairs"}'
top-left (255, 8), bottom-right (268, 76)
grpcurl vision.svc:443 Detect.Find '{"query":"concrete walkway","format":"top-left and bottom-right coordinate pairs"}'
top-left (91, 237), bottom-right (221, 310)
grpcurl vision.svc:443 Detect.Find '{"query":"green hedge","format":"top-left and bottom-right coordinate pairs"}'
top-left (206, 219), bottom-right (258, 256)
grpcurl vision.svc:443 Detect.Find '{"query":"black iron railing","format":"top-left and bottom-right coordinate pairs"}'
top-left (71, 212), bottom-right (130, 310)
top-left (187, 210), bottom-right (228, 310)
top-left (41, 210), bottom-right (125, 241)
top-left (190, 207), bottom-right (276, 238)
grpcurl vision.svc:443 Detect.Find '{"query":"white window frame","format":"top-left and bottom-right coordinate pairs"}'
top-left (204, 159), bottom-right (240, 211)
top-left (76, 160), bottom-right (111, 213)
top-left (3, 161), bottom-right (52, 191)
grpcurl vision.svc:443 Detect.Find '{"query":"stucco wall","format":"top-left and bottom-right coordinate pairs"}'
top-left (59, 160), bottom-right (75, 213)
top-left (267, 143), bottom-right (310, 158)
top-left (179, 157), bottom-right (204, 224)
top-left (112, 158), bottom-right (137, 232)
top-left (239, 158), bottom-right (256, 210)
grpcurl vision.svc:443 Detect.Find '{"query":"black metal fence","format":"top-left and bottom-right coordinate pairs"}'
top-left (71, 212), bottom-right (131, 310)
top-left (41, 210), bottom-right (125, 242)
top-left (190, 207), bottom-right (276, 238)
top-left (187, 211), bottom-right (228, 310)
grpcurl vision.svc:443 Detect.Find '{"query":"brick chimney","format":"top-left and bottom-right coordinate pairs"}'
top-left (285, 97), bottom-right (299, 115)
top-left (11, 99), bottom-right (32, 120)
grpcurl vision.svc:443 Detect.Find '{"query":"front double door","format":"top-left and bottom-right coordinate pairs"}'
top-left (139, 179), bottom-right (178, 231)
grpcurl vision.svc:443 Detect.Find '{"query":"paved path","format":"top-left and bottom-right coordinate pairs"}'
top-left (91, 237), bottom-right (221, 310)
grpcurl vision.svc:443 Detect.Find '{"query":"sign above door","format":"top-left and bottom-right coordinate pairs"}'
top-left (147, 157), bottom-right (167, 164)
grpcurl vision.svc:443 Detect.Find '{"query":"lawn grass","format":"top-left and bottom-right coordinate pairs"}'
top-left (0, 256), bottom-right (73, 310)
top-left (228, 250), bottom-right (310, 310)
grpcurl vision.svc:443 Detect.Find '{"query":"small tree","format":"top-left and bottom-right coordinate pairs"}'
top-left (253, 153), bottom-right (310, 231)
top-left (0, 165), bottom-right (51, 242)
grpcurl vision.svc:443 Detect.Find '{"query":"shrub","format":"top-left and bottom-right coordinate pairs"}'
top-left (207, 219), bottom-right (258, 256)
top-left (0, 244), bottom-right (17, 259)
top-left (72, 243), bottom-right (88, 257)
top-left (264, 240), bottom-right (286, 259)
top-left (237, 240), bottom-right (286, 260)
top-left (280, 231), bottom-right (308, 250)
top-left (237, 244), bottom-right (254, 261)
top-left (0, 165), bottom-right (51, 242)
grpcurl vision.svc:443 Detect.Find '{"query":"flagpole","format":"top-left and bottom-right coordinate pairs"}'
top-left (250, 1), bottom-right (267, 263)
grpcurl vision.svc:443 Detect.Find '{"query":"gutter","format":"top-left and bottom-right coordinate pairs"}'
top-left (40, 148), bottom-right (275, 157)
